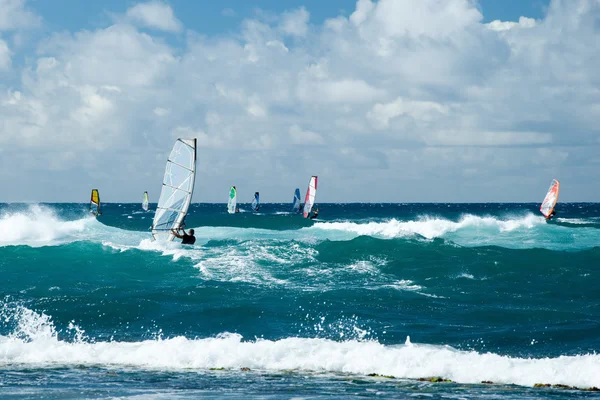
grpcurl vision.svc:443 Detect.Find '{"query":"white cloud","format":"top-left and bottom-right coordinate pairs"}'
top-left (126, 1), bottom-right (182, 32)
top-left (70, 85), bottom-right (114, 127)
top-left (368, 98), bottom-right (449, 129)
top-left (0, 0), bottom-right (40, 31)
top-left (279, 7), bottom-right (309, 37)
top-left (297, 78), bottom-right (385, 104)
top-left (423, 131), bottom-right (553, 146)
top-left (171, 126), bottom-right (224, 149)
top-left (1, 0), bottom-right (600, 201)
top-left (487, 16), bottom-right (536, 32)
top-left (349, 0), bottom-right (482, 39)
top-left (153, 107), bottom-right (169, 117)
top-left (289, 125), bottom-right (325, 145)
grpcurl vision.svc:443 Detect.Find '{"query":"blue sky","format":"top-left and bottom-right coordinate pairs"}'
top-left (31, 0), bottom-right (550, 33)
top-left (1, 0), bottom-right (599, 203)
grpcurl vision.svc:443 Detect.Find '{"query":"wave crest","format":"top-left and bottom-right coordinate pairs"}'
top-left (0, 303), bottom-right (598, 388)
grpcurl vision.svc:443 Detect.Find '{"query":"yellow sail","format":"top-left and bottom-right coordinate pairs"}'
top-left (90, 189), bottom-right (101, 216)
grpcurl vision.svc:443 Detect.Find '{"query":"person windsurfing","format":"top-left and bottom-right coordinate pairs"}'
top-left (546, 210), bottom-right (557, 221)
top-left (171, 227), bottom-right (196, 245)
top-left (309, 207), bottom-right (319, 219)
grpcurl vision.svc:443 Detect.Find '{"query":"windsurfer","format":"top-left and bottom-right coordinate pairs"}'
top-left (545, 210), bottom-right (556, 221)
top-left (309, 208), bottom-right (319, 219)
top-left (171, 228), bottom-right (196, 245)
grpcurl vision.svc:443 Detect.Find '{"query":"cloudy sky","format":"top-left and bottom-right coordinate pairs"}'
top-left (1, 0), bottom-right (598, 203)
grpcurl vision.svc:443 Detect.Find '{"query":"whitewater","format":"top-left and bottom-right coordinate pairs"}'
top-left (1, 202), bottom-right (599, 399)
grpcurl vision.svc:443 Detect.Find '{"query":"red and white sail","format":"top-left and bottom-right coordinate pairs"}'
top-left (540, 179), bottom-right (560, 218)
top-left (303, 176), bottom-right (318, 218)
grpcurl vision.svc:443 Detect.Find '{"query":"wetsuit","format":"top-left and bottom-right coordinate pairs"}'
top-left (181, 233), bottom-right (196, 245)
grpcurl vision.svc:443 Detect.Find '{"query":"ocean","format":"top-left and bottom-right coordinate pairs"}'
top-left (1, 202), bottom-right (599, 399)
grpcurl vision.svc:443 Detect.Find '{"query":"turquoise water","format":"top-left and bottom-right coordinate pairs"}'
top-left (1, 203), bottom-right (599, 399)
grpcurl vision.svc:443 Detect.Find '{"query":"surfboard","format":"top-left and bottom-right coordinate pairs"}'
top-left (142, 191), bottom-right (149, 211)
top-left (540, 179), bottom-right (560, 218)
top-left (292, 188), bottom-right (301, 213)
top-left (228, 186), bottom-right (237, 214)
top-left (303, 176), bottom-right (318, 219)
top-left (152, 138), bottom-right (197, 241)
top-left (252, 192), bottom-right (260, 212)
top-left (90, 189), bottom-right (101, 216)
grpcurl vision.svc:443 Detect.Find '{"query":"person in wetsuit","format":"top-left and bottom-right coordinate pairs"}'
top-left (171, 227), bottom-right (196, 244)
top-left (309, 208), bottom-right (319, 219)
top-left (545, 210), bottom-right (557, 221)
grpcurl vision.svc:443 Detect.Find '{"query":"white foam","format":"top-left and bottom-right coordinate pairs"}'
top-left (0, 205), bottom-right (91, 247)
top-left (0, 305), bottom-right (598, 388)
top-left (313, 214), bottom-right (544, 240)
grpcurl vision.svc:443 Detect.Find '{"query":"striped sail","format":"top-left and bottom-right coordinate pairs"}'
top-left (152, 139), bottom-right (197, 241)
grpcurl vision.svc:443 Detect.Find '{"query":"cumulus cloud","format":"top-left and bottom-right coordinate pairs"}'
top-left (487, 16), bottom-right (537, 31)
top-left (0, 0), bottom-right (40, 31)
top-left (279, 7), bottom-right (310, 37)
top-left (126, 1), bottom-right (182, 32)
top-left (1, 0), bottom-right (599, 201)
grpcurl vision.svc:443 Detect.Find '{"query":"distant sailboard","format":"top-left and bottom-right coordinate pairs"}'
top-left (142, 191), bottom-right (149, 211)
top-left (151, 138), bottom-right (197, 241)
top-left (540, 179), bottom-right (560, 218)
top-left (228, 186), bottom-right (237, 214)
top-left (90, 189), bottom-right (101, 216)
top-left (292, 188), bottom-right (301, 213)
top-left (252, 192), bottom-right (260, 212)
top-left (303, 176), bottom-right (318, 219)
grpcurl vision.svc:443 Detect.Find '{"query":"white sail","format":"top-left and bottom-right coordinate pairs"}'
top-left (227, 186), bottom-right (237, 214)
top-left (251, 192), bottom-right (260, 211)
top-left (303, 176), bottom-right (318, 218)
top-left (152, 139), bottom-right (197, 241)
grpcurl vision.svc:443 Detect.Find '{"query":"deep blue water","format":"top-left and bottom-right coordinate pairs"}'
top-left (1, 202), bottom-right (599, 399)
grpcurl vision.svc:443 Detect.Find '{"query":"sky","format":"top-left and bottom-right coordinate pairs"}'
top-left (1, 0), bottom-right (599, 203)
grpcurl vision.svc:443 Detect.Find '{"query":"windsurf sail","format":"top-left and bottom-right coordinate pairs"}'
top-left (151, 138), bottom-right (197, 241)
top-left (303, 176), bottom-right (318, 218)
top-left (142, 191), bottom-right (149, 211)
top-left (227, 186), bottom-right (237, 214)
top-left (292, 188), bottom-right (301, 213)
top-left (90, 189), bottom-right (101, 216)
top-left (252, 192), bottom-right (260, 211)
top-left (540, 179), bottom-right (560, 218)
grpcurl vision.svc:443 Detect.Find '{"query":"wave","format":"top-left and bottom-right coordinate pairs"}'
top-left (1, 304), bottom-right (598, 389)
top-left (311, 214), bottom-right (600, 250)
top-left (0, 205), bottom-right (92, 247)
top-left (2, 206), bottom-right (599, 252)
top-left (313, 214), bottom-right (543, 239)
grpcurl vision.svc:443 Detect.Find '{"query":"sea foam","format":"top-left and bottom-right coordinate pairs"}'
top-left (0, 304), bottom-right (598, 389)
top-left (0, 205), bottom-right (90, 246)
